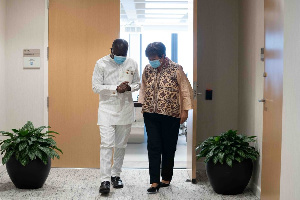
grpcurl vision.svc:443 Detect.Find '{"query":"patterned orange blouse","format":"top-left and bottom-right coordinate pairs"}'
top-left (138, 57), bottom-right (193, 118)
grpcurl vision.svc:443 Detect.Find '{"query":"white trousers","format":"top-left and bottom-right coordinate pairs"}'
top-left (99, 124), bottom-right (131, 182)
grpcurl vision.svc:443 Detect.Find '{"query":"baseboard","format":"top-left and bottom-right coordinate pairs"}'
top-left (250, 182), bottom-right (261, 199)
top-left (196, 161), bottom-right (206, 171)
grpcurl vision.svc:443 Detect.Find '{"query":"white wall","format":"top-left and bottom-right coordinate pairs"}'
top-left (0, 0), bottom-right (6, 170)
top-left (0, 0), bottom-right (6, 129)
top-left (5, 0), bottom-right (46, 130)
top-left (280, 0), bottom-right (300, 199)
top-left (196, 0), bottom-right (239, 146)
top-left (238, 0), bottom-right (264, 197)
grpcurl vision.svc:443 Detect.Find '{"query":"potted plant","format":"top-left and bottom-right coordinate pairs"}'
top-left (0, 121), bottom-right (62, 189)
top-left (196, 130), bottom-right (259, 195)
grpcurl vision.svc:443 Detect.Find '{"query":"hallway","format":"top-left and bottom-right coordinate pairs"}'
top-left (0, 168), bottom-right (258, 200)
top-left (123, 134), bottom-right (187, 169)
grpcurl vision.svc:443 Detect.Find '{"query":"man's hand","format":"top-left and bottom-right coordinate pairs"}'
top-left (116, 81), bottom-right (130, 93)
top-left (180, 110), bottom-right (188, 124)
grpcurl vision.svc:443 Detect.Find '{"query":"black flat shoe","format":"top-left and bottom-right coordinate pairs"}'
top-left (160, 182), bottom-right (170, 187)
top-left (99, 181), bottom-right (110, 194)
top-left (147, 185), bottom-right (160, 194)
top-left (111, 176), bottom-right (123, 188)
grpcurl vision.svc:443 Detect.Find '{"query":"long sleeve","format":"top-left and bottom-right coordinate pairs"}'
top-left (128, 62), bottom-right (141, 93)
top-left (138, 69), bottom-right (146, 104)
top-left (177, 65), bottom-right (193, 111)
top-left (92, 62), bottom-right (118, 96)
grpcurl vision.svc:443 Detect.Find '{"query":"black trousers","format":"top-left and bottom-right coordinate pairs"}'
top-left (143, 112), bottom-right (180, 184)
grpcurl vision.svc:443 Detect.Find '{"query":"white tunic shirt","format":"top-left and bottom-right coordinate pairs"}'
top-left (92, 55), bottom-right (140, 125)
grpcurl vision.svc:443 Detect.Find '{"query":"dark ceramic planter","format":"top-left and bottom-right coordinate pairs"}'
top-left (6, 156), bottom-right (51, 189)
top-left (206, 159), bottom-right (253, 195)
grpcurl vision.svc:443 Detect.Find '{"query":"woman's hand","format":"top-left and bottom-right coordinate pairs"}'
top-left (180, 110), bottom-right (188, 124)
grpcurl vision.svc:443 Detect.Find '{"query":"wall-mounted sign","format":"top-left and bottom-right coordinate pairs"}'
top-left (23, 49), bottom-right (40, 69)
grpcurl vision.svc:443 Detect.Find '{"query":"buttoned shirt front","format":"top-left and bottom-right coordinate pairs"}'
top-left (92, 55), bottom-right (140, 125)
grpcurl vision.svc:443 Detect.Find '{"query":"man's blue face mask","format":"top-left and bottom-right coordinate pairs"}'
top-left (114, 55), bottom-right (126, 65)
top-left (149, 60), bottom-right (161, 68)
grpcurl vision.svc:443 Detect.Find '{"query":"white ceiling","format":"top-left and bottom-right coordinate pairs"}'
top-left (120, 0), bottom-right (190, 32)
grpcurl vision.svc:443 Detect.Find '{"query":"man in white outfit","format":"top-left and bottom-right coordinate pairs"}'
top-left (92, 39), bottom-right (140, 194)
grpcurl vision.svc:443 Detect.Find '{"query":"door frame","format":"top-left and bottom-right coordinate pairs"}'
top-left (186, 0), bottom-right (198, 183)
top-left (45, 0), bottom-right (198, 171)
top-left (44, 0), bottom-right (49, 127)
top-left (261, 0), bottom-right (284, 199)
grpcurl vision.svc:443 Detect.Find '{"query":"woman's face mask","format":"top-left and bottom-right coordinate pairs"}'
top-left (114, 55), bottom-right (126, 64)
top-left (149, 59), bottom-right (161, 68)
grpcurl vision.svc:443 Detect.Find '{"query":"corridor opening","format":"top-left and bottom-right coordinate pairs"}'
top-left (119, 0), bottom-right (193, 169)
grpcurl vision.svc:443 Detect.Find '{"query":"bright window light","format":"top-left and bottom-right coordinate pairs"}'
top-left (145, 14), bottom-right (184, 19)
top-left (144, 18), bottom-right (181, 24)
top-left (145, 9), bottom-right (187, 14)
top-left (145, 3), bottom-right (188, 9)
top-left (145, 0), bottom-right (187, 1)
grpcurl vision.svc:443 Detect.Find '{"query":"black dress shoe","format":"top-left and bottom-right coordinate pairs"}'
top-left (147, 184), bottom-right (160, 194)
top-left (99, 181), bottom-right (110, 194)
top-left (111, 176), bottom-right (123, 188)
top-left (160, 182), bottom-right (170, 187)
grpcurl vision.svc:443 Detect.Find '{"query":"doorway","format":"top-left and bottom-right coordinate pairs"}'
top-left (119, 0), bottom-right (193, 169)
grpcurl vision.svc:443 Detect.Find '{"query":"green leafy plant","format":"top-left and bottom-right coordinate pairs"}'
top-left (196, 130), bottom-right (259, 167)
top-left (0, 121), bottom-right (63, 166)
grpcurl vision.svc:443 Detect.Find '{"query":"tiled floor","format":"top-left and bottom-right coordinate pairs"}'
top-left (0, 168), bottom-right (259, 200)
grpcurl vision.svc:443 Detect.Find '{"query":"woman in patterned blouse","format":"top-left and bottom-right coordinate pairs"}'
top-left (138, 42), bottom-right (193, 193)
